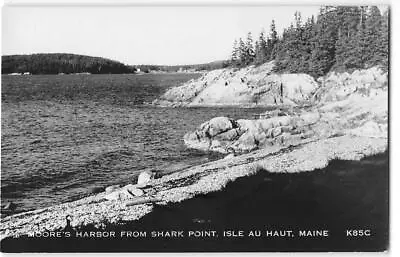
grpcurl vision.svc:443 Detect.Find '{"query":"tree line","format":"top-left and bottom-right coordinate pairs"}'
top-left (2, 53), bottom-right (136, 75)
top-left (136, 60), bottom-right (229, 73)
top-left (230, 6), bottom-right (389, 77)
top-left (2, 54), bottom-right (229, 74)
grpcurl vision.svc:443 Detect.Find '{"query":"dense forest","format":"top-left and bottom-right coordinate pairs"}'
top-left (230, 6), bottom-right (389, 77)
top-left (1, 53), bottom-right (137, 75)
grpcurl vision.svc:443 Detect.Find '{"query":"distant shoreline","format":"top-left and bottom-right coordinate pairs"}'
top-left (2, 53), bottom-right (227, 75)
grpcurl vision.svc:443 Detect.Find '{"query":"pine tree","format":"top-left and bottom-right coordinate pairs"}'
top-left (254, 40), bottom-right (261, 64)
top-left (334, 6), bottom-right (362, 70)
top-left (344, 6), bottom-right (368, 69)
top-left (301, 16), bottom-right (316, 73)
top-left (255, 29), bottom-right (267, 64)
top-left (226, 5), bottom-right (388, 75)
top-left (309, 6), bottom-right (339, 77)
top-left (268, 20), bottom-right (278, 59)
top-left (245, 32), bottom-right (256, 65)
top-left (274, 11), bottom-right (309, 73)
top-left (231, 39), bottom-right (239, 66)
top-left (364, 6), bottom-right (383, 66)
top-left (377, 9), bottom-right (389, 69)
top-left (295, 11), bottom-right (302, 29)
top-left (238, 37), bottom-right (247, 66)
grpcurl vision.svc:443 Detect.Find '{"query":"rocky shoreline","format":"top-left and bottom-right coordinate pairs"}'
top-left (179, 65), bottom-right (387, 154)
top-left (0, 133), bottom-right (387, 239)
top-left (1, 150), bottom-right (388, 252)
top-left (152, 61), bottom-right (319, 108)
top-left (0, 64), bottom-right (388, 240)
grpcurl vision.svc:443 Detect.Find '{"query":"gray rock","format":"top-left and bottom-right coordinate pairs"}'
top-left (232, 131), bottom-right (258, 152)
top-left (124, 184), bottom-right (145, 197)
top-left (153, 61), bottom-right (319, 107)
top-left (105, 185), bottom-right (121, 194)
top-left (213, 128), bottom-right (243, 141)
top-left (104, 189), bottom-right (139, 201)
top-left (3, 202), bottom-right (16, 211)
top-left (183, 133), bottom-right (211, 152)
top-left (281, 125), bottom-right (294, 133)
top-left (137, 171), bottom-right (153, 186)
top-left (103, 191), bottom-right (123, 201)
top-left (272, 127), bottom-right (282, 138)
top-left (204, 116), bottom-right (236, 137)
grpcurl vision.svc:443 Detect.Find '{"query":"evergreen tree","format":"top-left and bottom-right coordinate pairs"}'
top-left (344, 6), bottom-right (368, 69)
top-left (301, 16), bottom-right (316, 73)
top-left (231, 39), bottom-right (239, 66)
top-left (334, 6), bottom-right (362, 70)
top-left (274, 11), bottom-right (309, 73)
top-left (364, 6), bottom-right (383, 66)
top-left (238, 37), bottom-right (247, 66)
top-left (377, 9), bottom-right (389, 69)
top-left (268, 20), bottom-right (278, 59)
top-left (255, 29), bottom-right (267, 64)
top-left (227, 5), bottom-right (388, 76)
top-left (294, 11), bottom-right (302, 29)
top-left (245, 32), bottom-right (256, 65)
top-left (309, 6), bottom-right (339, 77)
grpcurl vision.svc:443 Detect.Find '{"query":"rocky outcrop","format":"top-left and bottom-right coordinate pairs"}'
top-left (184, 66), bottom-right (388, 153)
top-left (314, 66), bottom-right (388, 103)
top-left (184, 112), bottom-right (320, 153)
top-left (153, 61), bottom-right (319, 107)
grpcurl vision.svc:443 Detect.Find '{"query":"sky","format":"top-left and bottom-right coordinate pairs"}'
top-left (2, 5), bottom-right (328, 65)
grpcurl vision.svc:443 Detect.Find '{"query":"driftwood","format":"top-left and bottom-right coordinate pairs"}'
top-left (125, 197), bottom-right (163, 207)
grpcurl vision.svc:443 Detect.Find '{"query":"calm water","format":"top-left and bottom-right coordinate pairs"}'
top-left (1, 74), bottom-right (266, 212)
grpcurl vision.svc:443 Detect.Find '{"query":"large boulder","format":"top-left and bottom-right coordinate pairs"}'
top-left (104, 189), bottom-right (135, 201)
top-left (183, 132), bottom-right (211, 152)
top-left (123, 184), bottom-right (144, 196)
top-left (230, 131), bottom-right (258, 152)
top-left (137, 171), bottom-right (153, 186)
top-left (200, 117), bottom-right (237, 137)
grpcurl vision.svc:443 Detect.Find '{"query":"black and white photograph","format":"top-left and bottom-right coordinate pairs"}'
top-left (0, 0), bottom-right (390, 252)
